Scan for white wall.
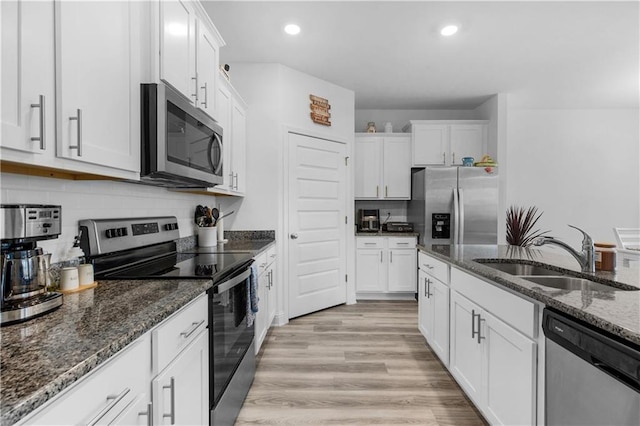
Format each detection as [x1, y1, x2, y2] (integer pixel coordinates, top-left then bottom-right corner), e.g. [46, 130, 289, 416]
[0, 173, 232, 263]
[229, 63, 356, 317]
[505, 108, 640, 244]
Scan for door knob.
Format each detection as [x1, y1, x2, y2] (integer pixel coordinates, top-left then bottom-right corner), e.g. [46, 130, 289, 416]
[290, 233, 299, 239]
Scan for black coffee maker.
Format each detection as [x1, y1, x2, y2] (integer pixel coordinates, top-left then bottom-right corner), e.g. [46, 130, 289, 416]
[1, 204, 63, 325]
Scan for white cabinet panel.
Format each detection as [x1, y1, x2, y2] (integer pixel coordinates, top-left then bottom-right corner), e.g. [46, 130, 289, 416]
[388, 249, 416, 291]
[408, 121, 488, 167]
[430, 278, 450, 365]
[412, 124, 448, 166]
[152, 329, 209, 426]
[354, 134, 410, 200]
[55, 0, 140, 172]
[230, 96, 247, 193]
[196, 22, 219, 118]
[450, 125, 486, 166]
[449, 291, 484, 405]
[1, 0, 55, 156]
[356, 248, 385, 292]
[160, 0, 196, 102]
[483, 311, 536, 426]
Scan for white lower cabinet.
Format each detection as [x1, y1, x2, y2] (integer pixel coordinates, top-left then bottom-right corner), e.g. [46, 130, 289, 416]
[356, 236, 416, 296]
[18, 334, 152, 426]
[18, 293, 209, 426]
[255, 245, 277, 354]
[152, 329, 209, 425]
[449, 268, 537, 426]
[418, 268, 450, 366]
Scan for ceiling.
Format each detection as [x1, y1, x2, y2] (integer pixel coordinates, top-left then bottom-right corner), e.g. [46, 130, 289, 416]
[202, 1, 639, 110]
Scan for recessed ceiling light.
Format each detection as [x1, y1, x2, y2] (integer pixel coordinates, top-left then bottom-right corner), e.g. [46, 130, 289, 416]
[284, 24, 301, 35]
[440, 25, 459, 36]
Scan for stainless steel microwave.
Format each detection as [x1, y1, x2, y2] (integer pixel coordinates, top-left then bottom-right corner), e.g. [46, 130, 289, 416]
[140, 83, 223, 188]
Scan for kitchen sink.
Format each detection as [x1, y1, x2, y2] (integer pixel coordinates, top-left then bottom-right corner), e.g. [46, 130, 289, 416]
[524, 276, 636, 292]
[476, 261, 563, 276]
[474, 259, 639, 291]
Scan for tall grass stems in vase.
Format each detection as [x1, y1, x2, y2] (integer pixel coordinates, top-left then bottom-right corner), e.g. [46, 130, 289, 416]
[506, 206, 549, 247]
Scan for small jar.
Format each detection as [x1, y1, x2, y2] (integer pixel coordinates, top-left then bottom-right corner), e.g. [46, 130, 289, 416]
[366, 122, 376, 133]
[594, 242, 617, 272]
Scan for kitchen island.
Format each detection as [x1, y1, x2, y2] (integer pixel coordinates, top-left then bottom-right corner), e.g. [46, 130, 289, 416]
[419, 244, 640, 345]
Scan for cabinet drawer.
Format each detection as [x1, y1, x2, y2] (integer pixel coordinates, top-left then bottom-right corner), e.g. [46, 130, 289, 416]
[356, 237, 384, 249]
[152, 293, 208, 374]
[418, 251, 449, 284]
[266, 245, 277, 266]
[255, 251, 268, 275]
[388, 237, 416, 249]
[21, 334, 150, 425]
[451, 267, 536, 338]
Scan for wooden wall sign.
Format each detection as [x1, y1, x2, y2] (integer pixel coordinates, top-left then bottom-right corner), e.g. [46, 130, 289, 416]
[309, 94, 331, 126]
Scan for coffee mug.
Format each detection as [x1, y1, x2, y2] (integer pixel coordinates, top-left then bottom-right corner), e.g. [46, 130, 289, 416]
[462, 157, 474, 166]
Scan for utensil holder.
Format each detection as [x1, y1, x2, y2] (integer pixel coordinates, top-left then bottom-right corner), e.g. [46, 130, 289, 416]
[198, 226, 217, 247]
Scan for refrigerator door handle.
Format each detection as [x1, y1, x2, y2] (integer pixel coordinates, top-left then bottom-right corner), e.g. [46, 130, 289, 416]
[453, 188, 460, 244]
[458, 188, 465, 244]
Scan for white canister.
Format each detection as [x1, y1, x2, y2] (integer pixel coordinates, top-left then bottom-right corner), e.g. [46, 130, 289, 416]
[78, 264, 94, 286]
[198, 226, 217, 247]
[384, 122, 393, 133]
[60, 267, 79, 291]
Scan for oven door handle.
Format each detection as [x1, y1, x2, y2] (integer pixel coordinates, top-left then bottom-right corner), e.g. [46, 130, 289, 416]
[214, 268, 252, 294]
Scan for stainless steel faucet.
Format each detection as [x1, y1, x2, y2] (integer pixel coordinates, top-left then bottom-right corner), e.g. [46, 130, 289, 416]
[533, 225, 596, 273]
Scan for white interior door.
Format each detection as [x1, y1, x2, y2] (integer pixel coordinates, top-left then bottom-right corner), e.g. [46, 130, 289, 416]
[288, 132, 347, 319]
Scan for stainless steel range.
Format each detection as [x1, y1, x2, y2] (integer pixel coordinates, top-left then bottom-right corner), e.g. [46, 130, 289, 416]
[79, 216, 255, 426]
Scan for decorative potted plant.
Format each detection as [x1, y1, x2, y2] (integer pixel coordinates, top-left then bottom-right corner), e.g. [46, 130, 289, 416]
[506, 205, 549, 247]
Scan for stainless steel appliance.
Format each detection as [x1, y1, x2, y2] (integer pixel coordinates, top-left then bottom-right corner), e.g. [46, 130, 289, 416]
[408, 167, 498, 245]
[358, 209, 380, 232]
[382, 222, 414, 233]
[1, 205, 63, 325]
[79, 216, 255, 426]
[140, 83, 224, 188]
[543, 308, 640, 425]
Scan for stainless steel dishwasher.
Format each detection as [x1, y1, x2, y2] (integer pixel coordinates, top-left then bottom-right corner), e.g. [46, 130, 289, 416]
[543, 308, 640, 425]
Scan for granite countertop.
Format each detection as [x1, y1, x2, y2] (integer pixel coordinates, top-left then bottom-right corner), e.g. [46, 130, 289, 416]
[189, 239, 275, 255]
[356, 231, 420, 237]
[419, 244, 640, 345]
[0, 278, 212, 425]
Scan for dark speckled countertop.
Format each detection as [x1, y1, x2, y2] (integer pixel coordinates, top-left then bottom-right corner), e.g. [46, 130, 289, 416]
[419, 244, 640, 346]
[0, 279, 212, 425]
[0, 231, 276, 425]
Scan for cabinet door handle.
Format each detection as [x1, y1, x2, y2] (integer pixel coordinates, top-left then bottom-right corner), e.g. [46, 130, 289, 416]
[201, 81, 208, 108]
[452, 152, 456, 164]
[477, 317, 486, 344]
[385, 186, 388, 198]
[471, 310, 485, 344]
[180, 320, 205, 339]
[396, 243, 409, 246]
[443, 152, 446, 164]
[87, 387, 130, 425]
[423, 263, 434, 270]
[69, 109, 82, 156]
[424, 277, 428, 298]
[30, 95, 46, 150]
[376, 185, 379, 198]
[139, 402, 153, 426]
[426, 278, 432, 298]
[163, 377, 176, 424]
[234, 173, 239, 190]
[390, 251, 393, 263]
[364, 242, 376, 246]
[191, 76, 198, 102]
[380, 251, 383, 263]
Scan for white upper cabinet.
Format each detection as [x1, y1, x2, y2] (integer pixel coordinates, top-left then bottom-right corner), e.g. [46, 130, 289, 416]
[354, 134, 411, 200]
[1, 0, 55, 156]
[159, 0, 224, 120]
[230, 96, 247, 194]
[160, 0, 196, 103]
[406, 121, 488, 166]
[55, 0, 142, 173]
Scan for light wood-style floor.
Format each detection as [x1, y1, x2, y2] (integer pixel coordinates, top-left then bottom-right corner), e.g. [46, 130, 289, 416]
[236, 300, 487, 425]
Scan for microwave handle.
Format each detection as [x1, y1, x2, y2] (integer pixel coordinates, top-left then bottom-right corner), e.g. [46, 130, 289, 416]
[209, 133, 223, 175]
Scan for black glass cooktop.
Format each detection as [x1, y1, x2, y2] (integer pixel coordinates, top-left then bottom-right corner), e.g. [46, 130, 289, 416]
[97, 251, 254, 284]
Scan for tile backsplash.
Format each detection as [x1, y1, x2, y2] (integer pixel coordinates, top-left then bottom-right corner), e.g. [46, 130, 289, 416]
[0, 173, 224, 263]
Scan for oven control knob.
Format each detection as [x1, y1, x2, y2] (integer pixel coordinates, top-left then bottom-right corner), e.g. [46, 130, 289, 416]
[105, 229, 114, 238]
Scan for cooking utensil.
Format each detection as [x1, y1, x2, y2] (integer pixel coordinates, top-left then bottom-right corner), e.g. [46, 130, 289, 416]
[194, 205, 208, 227]
[211, 208, 220, 226]
[217, 210, 235, 222]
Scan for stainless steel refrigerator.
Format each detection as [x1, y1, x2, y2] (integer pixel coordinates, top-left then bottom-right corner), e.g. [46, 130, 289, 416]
[408, 167, 498, 245]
